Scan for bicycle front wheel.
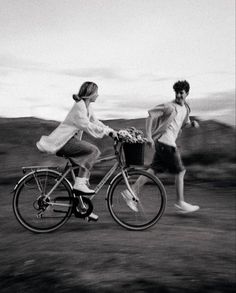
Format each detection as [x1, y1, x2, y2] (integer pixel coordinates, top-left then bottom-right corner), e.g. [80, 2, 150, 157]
[13, 170, 73, 233]
[107, 169, 167, 231]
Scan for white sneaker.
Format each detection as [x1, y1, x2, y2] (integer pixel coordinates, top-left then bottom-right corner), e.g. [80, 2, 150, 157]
[121, 190, 138, 212]
[73, 178, 95, 194]
[175, 201, 200, 214]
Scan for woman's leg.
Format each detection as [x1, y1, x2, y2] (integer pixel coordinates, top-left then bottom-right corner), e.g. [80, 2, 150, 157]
[57, 137, 100, 174]
[56, 137, 101, 193]
[78, 167, 90, 178]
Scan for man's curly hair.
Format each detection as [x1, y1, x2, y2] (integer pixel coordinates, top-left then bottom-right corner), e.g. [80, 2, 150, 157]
[173, 80, 190, 93]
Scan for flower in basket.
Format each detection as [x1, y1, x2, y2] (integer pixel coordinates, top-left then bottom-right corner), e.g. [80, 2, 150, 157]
[118, 127, 148, 144]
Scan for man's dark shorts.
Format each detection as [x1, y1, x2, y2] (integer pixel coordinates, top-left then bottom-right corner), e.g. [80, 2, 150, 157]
[150, 141, 185, 174]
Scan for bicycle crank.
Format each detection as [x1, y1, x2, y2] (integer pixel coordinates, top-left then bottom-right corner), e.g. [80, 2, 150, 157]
[73, 197, 93, 218]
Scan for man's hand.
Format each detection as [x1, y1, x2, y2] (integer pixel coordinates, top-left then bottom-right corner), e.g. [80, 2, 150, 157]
[147, 137, 155, 148]
[191, 120, 200, 128]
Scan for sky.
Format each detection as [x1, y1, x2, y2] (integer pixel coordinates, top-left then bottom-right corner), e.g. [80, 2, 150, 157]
[0, 0, 235, 125]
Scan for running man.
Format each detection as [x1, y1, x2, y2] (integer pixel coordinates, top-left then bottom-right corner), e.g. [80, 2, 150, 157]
[122, 80, 200, 213]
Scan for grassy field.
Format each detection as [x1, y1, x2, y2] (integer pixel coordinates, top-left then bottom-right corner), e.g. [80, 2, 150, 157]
[0, 117, 235, 292]
[0, 180, 235, 293]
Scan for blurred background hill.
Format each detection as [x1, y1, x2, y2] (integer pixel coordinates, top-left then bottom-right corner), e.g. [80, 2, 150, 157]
[0, 117, 235, 186]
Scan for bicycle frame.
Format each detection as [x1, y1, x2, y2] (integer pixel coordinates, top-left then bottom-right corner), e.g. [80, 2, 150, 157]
[44, 155, 120, 201]
[16, 141, 138, 204]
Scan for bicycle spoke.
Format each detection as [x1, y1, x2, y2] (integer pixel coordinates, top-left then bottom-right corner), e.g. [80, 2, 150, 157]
[107, 170, 166, 230]
[13, 170, 73, 233]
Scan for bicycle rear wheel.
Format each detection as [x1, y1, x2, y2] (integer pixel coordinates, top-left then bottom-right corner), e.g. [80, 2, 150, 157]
[13, 170, 73, 233]
[107, 169, 166, 230]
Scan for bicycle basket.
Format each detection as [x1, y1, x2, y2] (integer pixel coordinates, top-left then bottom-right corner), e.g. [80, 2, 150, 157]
[123, 143, 145, 166]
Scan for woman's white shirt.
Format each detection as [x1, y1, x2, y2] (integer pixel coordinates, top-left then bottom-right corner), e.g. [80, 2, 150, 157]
[36, 100, 112, 154]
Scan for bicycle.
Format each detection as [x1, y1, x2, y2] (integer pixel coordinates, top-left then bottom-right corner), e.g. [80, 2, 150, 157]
[13, 138, 167, 233]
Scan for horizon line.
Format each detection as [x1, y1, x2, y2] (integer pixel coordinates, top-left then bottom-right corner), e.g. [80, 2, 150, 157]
[0, 115, 234, 128]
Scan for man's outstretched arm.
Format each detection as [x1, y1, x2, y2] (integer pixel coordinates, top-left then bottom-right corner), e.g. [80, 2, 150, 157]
[184, 119, 200, 129]
[146, 115, 155, 148]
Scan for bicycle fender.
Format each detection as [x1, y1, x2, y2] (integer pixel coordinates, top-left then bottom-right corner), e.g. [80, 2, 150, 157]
[13, 171, 35, 192]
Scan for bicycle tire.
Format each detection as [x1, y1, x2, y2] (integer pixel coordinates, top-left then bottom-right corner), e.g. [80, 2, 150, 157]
[107, 169, 167, 231]
[13, 169, 73, 233]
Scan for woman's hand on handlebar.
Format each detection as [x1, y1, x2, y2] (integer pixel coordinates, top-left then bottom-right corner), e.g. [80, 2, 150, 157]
[109, 130, 118, 140]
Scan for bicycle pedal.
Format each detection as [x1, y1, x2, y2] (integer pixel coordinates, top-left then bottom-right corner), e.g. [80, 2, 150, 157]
[86, 213, 99, 222]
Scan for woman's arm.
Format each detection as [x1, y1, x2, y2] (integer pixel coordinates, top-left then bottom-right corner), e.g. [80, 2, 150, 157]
[89, 107, 114, 135]
[89, 107, 109, 128]
[72, 102, 113, 138]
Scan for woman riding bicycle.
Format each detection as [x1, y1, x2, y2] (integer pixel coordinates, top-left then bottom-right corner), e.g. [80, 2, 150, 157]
[36, 81, 117, 195]
[14, 85, 166, 231]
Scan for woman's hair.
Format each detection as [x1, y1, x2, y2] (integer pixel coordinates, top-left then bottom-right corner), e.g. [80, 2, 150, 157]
[73, 81, 98, 102]
[173, 80, 190, 93]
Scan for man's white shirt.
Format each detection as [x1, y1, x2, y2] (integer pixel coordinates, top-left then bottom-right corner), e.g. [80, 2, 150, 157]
[158, 103, 187, 147]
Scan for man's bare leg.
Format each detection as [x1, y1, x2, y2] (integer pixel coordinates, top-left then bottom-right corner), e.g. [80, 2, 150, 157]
[132, 168, 156, 193]
[175, 169, 186, 204]
[174, 169, 200, 212]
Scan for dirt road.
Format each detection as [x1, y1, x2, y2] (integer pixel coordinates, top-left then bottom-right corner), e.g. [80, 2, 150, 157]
[0, 182, 235, 293]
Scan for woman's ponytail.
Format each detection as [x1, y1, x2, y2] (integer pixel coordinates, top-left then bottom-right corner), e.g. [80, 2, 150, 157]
[73, 94, 81, 102]
[73, 81, 98, 102]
